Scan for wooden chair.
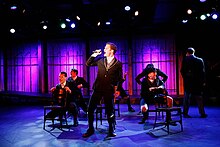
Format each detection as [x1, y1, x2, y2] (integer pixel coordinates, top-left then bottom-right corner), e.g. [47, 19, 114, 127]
[95, 98, 120, 129]
[151, 88, 183, 134]
[43, 89, 68, 130]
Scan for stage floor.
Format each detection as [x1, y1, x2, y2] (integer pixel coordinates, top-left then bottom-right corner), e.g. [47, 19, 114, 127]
[0, 103, 219, 147]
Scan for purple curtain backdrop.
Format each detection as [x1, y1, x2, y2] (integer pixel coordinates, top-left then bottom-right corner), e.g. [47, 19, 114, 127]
[6, 42, 39, 92]
[132, 35, 176, 95]
[2, 35, 178, 96]
[47, 39, 87, 95]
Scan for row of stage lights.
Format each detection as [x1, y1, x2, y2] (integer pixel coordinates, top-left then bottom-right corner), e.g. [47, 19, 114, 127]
[181, 0, 219, 24]
[9, 4, 138, 34]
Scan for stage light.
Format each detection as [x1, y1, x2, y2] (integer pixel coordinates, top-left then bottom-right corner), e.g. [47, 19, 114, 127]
[42, 25, 47, 30]
[97, 22, 101, 26]
[66, 18, 71, 22]
[60, 23, 66, 29]
[200, 0, 206, 2]
[76, 16, 80, 20]
[200, 14, 206, 20]
[212, 13, 218, 19]
[135, 11, 139, 16]
[106, 21, 110, 25]
[182, 20, 188, 23]
[10, 6, 17, 10]
[125, 6, 131, 11]
[70, 23, 75, 28]
[10, 28, 15, 33]
[187, 9, 192, 15]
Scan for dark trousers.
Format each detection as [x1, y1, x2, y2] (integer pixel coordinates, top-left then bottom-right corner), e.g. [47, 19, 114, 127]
[183, 90, 206, 115]
[76, 95, 88, 112]
[87, 90, 115, 132]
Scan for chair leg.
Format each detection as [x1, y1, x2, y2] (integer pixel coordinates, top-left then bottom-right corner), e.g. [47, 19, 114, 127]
[96, 109, 98, 129]
[117, 102, 120, 117]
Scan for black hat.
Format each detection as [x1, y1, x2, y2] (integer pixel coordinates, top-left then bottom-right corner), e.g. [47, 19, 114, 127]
[146, 64, 154, 69]
[148, 67, 156, 73]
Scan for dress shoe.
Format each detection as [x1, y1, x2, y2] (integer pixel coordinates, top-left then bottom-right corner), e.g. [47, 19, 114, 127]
[128, 107, 135, 112]
[200, 114, 208, 118]
[137, 111, 142, 116]
[82, 129, 94, 138]
[106, 132, 116, 138]
[183, 114, 191, 118]
[138, 117, 147, 124]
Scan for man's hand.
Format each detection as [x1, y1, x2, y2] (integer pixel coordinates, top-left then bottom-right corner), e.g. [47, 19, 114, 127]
[91, 49, 102, 57]
[77, 84, 83, 89]
[114, 91, 120, 103]
[50, 87, 56, 92]
[149, 87, 158, 91]
[64, 87, 71, 93]
[114, 91, 120, 98]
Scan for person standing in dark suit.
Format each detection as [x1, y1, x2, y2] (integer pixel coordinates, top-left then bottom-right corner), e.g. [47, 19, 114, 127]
[67, 68, 89, 114]
[82, 42, 123, 138]
[181, 47, 207, 118]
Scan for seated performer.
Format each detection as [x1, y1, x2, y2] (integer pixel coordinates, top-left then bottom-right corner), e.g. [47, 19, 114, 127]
[46, 71, 79, 127]
[138, 68, 174, 124]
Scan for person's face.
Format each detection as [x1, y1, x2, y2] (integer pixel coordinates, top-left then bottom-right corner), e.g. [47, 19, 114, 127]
[104, 44, 113, 57]
[70, 71, 77, 78]
[59, 73, 66, 84]
[148, 71, 157, 80]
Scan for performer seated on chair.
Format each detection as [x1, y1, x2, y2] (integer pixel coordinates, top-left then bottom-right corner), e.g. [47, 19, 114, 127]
[67, 68, 89, 114]
[138, 68, 173, 124]
[46, 71, 79, 127]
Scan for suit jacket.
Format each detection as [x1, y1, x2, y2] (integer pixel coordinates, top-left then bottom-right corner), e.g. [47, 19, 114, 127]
[140, 77, 165, 99]
[86, 56, 123, 93]
[180, 54, 205, 91]
[67, 76, 89, 97]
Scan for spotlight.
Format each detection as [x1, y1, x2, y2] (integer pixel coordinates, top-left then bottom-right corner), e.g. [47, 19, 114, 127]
[135, 11, 139, 16]
[10, 28, 15, 33]
[125, 6, 131, 11]
[42, 25, 47, 30]
[106, 21, 110, 25]
[200, 14, 206, 20]
[212, 13, 218, 19]
[70, 23, 75, 28]
[76, 16, 80, 20]
[60, 23, 66, 29]
[97, 22, 101, 26]
[10, 6, 17, 10]
[66, 18, 71, 22]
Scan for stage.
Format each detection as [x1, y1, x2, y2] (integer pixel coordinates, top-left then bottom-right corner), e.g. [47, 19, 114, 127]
[0, 102, 219, 147]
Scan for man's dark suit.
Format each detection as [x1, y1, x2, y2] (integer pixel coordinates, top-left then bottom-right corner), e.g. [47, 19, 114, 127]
[67, 76, 89, 113]
[86, 56, 123, 134]
[181, 54, 206, 117]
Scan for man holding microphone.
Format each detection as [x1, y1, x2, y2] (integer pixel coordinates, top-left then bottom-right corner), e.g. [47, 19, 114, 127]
[82, 42, 123, 139]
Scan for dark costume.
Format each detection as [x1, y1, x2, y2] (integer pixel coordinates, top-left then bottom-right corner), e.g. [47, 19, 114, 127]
[84, 56, 123, 136]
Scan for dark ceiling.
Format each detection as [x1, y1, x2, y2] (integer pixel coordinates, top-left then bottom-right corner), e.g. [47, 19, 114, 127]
[0, 0, 219, 39]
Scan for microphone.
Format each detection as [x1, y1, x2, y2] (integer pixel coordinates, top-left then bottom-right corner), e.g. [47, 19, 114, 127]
[93, 49, 102, 53]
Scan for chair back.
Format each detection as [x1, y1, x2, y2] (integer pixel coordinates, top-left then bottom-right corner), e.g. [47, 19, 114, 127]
[52, 88, 67, 107]
[153, 88, 168, 107]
